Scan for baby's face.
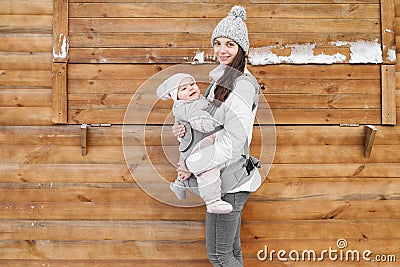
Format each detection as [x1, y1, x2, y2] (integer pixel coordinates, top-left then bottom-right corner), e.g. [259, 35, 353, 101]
[177, 77, 201, 101]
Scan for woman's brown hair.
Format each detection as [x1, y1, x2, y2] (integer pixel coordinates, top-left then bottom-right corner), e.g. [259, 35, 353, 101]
[213, 46, 246, 107]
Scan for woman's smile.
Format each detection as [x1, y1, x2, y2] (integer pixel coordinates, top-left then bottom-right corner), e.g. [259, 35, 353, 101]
[218, 55, 230, 63]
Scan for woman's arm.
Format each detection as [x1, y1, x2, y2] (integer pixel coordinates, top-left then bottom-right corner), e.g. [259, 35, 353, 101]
[172, 121, 185, 138]
[185, 79, 256, 175]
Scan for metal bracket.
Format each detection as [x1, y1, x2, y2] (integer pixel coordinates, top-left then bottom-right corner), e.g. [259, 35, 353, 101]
[339, 123, 360, 127]
[90, 124, 111, 127]
[364, 125, 377, 159]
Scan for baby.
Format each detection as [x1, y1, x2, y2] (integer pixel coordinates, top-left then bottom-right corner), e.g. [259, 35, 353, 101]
[156, 73, 233, 214]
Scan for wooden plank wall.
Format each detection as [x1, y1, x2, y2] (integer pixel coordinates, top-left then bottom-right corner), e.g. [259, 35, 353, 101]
[0, 0, 53, 126]
[0, 0, 399, 266]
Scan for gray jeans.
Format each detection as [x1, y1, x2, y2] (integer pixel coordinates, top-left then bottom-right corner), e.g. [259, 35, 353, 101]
[206, 191, 250, 267]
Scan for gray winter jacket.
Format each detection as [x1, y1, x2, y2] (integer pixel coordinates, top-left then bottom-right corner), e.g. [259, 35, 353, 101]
[185, 65, 262, 193]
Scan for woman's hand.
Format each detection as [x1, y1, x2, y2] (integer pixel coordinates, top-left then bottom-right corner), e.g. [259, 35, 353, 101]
[172, 121, 186, 138]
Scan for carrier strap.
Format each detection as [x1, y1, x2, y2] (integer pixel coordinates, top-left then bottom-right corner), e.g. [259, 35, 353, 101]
[204, 73, 260, 112]
[204, 81, 215, 98]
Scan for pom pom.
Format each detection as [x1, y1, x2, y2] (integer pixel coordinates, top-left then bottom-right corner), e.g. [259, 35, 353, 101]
[229, 6, 246, 21]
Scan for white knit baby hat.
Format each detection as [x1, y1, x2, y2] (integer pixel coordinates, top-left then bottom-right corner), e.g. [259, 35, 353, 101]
[211, 6, 249, 54]
[156, 73, 195, 101]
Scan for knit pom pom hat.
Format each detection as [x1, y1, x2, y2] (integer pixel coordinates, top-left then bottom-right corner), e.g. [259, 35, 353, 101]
[211, 6, 249, 54]
[156, 73, 195, 102]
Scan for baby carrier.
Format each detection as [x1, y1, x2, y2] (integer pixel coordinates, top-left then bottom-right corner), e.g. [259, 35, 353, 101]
[180, 73, 261, 195]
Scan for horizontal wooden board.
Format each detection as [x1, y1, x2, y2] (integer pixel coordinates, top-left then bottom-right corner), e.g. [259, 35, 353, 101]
[0, 89, 51, 107]
[68, 64, 173, 80]
[3, 124, 397, 147]
[0, 260, 209, 267]
[69, 18, 380, 34]
[266, 93, 379, 109]
[0, 238, 398, 260]
[68, 92, 380, 109]
[69, 107, 381, 124]
[266, 163, 400, 181]
[70, 32, 380, 48]
[0, 70, 51, 87]
[69, 0, 380, 3]
[0, 15, 52, 34]
[264, 78, 381, 94]
[0, 107, 52, 126]
[0, 34, 52, 52]
[69, 47, 355, 64]
[0, 163, 134, 183]
[0, 1, 53, 15]
[0, 199, 398, 221]
[0, 144, 399, 164]
[0, 125, 380, 146]
[0, 219, 398, 241]
[68, 48, 216, 64]
[68, 97, 380, 124]
[0, 163, 399, 184]
[0, 180, 398, 202]
[0, 260, 391, 267]
[253, 180, 400, 202]
[69, 3, 380, 19]
[0, 219, 204, 241]
[0, 259, 395, 267]
[68, 64, 381, 80]
[251, 65, 381, 79]
[0, 52, 52, 71]
[68, 78, 381, 95]
[0, 259, 397, 267]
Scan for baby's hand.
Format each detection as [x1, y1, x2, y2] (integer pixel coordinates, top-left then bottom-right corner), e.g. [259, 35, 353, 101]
[177, 161, 191, 180]
[177, 169, 191, 181]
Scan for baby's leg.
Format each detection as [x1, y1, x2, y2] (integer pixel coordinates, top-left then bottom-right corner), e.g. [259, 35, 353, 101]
[190, 133, 215, 155]
[197, 168, 220, 201]
[170, 176, 186, 200]
[199, 134, 215, 149]
[197, 168, 232, 214]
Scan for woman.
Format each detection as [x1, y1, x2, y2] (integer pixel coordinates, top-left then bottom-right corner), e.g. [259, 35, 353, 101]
[173, 6, 262, 266]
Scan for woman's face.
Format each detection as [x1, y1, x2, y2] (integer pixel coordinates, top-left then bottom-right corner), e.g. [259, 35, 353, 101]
[213, 37, 239, 65]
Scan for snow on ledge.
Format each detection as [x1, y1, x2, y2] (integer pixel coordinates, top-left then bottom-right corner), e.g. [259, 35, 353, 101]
[248, 43, 346, 65]
[331, 39, 382, 64]
[248, 40, 384, 65]
[192, 50, 205, 64]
